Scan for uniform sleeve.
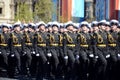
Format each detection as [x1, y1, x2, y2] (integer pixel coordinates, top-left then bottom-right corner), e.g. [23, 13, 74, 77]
[31, 33, 35, 51]
[88, 34, 94, 51]
[22, 33, 25, 51]
[33, 33, 38, 53]
[75, 34, 80, 55]
[63, 33, 67, 56]
[8, 33, 14, 53]
[46, 33, 50, 50]
[6, 33, 10, 52]
[91, 33, 98, 56]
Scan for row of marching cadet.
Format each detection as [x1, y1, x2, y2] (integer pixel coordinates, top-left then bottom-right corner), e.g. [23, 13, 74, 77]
[0, 19, 120, 80]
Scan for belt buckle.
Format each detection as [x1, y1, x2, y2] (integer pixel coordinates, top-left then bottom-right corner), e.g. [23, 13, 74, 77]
[38, 44, 46, 47]
[67, 44, 75, 47]
[26, 43, 32, 45]
[108, 44, 116, 47]
[80, 44, 88, 47]
[97, 44, 106, 47]
[50, 44, 58, 46]
[0, 44, 7, 46]
[14, 44, 21, 47]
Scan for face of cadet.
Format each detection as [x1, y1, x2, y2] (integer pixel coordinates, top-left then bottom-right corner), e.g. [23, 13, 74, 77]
[24, 28, 29, 32]
[60, 28, 64, 33]
[14, 26, 21, 32]
[67, 25, 74, 31]
[93, 26, 99, 32]
[81, 26, 88, 32]
[117, 28, 120, 32]
[63, 28, 68, 32]
[73, 28, 77, 33]
[2, 27, 9, 33]
[39, 25, 45, 31]
[52, 26, 58, 32]
[28, 28, 34, 32]
[105, 26, 111, 32]
[111, 25, 117, 31]
[48, 27, 52, 32]
[45, 28, 48, 32]
[100, 25, 106, 30]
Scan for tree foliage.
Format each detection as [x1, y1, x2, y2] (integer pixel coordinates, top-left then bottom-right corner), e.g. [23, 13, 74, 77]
[34, 0, 53, 23]
[14, 0, 53, 23]
[15, 1, 33, 22]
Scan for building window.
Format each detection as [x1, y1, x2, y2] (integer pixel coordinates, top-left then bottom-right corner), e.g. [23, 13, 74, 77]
[0, 8, 2, 14]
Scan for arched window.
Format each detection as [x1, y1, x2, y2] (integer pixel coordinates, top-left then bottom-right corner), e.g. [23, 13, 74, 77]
[0, 0, 4, 16]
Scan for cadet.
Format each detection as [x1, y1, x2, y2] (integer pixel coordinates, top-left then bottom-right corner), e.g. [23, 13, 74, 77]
[27, 23, 37, 77]
[64, 21, 77, 80]
[98, 20, 107, 32]
[88, 21, 99, 80]
[43, 22, 53, 79]
[0, 23, 10, 75]
[21, 23, 33, 76]
[8, 22, 23, 78]
[34, 21, 48, 80]
[77, 21, 91, 80]
[47, 21, 60, 79]
[57, 23, 66, 79]
[110, 20, 120, 80]
[28, 23, 36, 34]
[104, 21, 118, 80]
[47, 22, 53, 33]
[46, 22, 52, 33]
[92, 20, 108, 80]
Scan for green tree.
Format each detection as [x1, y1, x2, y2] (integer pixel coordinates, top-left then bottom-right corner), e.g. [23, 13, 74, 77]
[34, 0, 53, 23]
[15, 1, 33, 22]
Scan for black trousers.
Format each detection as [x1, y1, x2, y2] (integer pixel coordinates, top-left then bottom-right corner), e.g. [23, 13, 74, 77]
[49, 48, 59, 75]
[64, 47, 76, 80]
[95, 48, 107, 80]
[88, 51, 97, 80]
[106, 48, 117, 80]
[116, 48, 120, 80]
[79, 49, 89, 80]
[0, 47, 8, 69]
[8, 47, 22, 77]
[21, 47, 32, 75]
[36, 47, 47, 79]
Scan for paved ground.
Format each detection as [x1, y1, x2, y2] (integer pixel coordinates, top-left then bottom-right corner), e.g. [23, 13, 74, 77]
[0, 78, 17, 80]
[0, 77, 36, 80]
[0, 76, 64, 80]
[0, 69, 64, 80]
[0, 77, 63, 80]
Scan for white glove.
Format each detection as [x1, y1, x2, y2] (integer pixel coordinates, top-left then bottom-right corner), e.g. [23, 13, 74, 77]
[47, 62, 50, 64]
[118, 54, 120, 57]
[47, 53, 52, 57]
[76, 55, 79, 59]
[64, 56, 68, 59]
[95, 56, 98, 59]
[89, 54, 94, 58]
[32, 51, 36, 54]
[11, 54, 15, 57]
[7, 53, 10, 55]
[36, 53, 40, 56]
[106, 54, 110, 58]
[23, 52, 27, 56]
[0, 52, 1, 54]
